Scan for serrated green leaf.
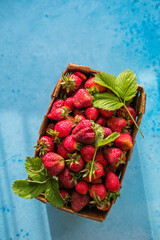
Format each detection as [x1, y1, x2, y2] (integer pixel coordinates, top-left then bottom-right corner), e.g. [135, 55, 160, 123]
[12, 180, 46, 199]
[95, 72, 118, 95]
[97, 132, 120, 147]
[25, 157, 49, 182]
[93, 93, 124, 111]
[44, 179, 65, 207]
[115, 70, 138, 101]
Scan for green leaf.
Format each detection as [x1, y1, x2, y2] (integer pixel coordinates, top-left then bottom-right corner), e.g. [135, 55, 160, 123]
[93, 93, 124, 111]
[44, 179, 65, 207]
[115, 70, 138, 101]
[94, 72, 118, 95]
[91, 122, 104, 147]
[25, 157, 49, 182]
[97, 132, 120, 147]
[12, 180, 46, 199]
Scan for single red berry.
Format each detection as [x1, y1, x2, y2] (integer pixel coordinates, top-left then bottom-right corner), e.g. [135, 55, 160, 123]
[80, 145, 95, 162]
[47, 107, 66, 121]
[55, 119, 73, 138]
[42, 152, 64, 176]
[115, 133, 133, 151]
[95, 151, 108, 167]
[85, 107, 99, 121]
[61, 73, 82, 95]
[103, 148, 123, 167]
[67, 153, 84, 172]
[57, 143, 69, 159]
[75, 181, 89, 195]
[103, 127, 112, 138]
[52, 99, 64, 109]
[46, 123, 55, 139]
[96, 116, 107, 126]
[60, 190, 70, 200]
[90, 184, 107, 201]
[59, 168, 74, 189]
[74, 71, 87, 82]
[63, 135, 82, 153]
[85, 77, 106, 93]
[71, 191, 90, 212]
[107, 117, 127, 133]
[72, 89, 92, 109]
[100, 109, 115, 118]
[105, 172, 120, 192]
[64, 97, 75, 111]
[34, 136, 54, 156]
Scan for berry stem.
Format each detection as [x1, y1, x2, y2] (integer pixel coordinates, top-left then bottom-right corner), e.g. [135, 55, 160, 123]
[29, 166, 44, 173]
[123, 104, 144, 138]
[27, 178, 50, 184]
[89, 148, 98, 182]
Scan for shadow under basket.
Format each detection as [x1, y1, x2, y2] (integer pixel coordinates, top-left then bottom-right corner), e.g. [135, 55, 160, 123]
[35, 63, 146, 222]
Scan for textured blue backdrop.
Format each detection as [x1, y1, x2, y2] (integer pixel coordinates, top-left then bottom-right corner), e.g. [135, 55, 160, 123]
[0, 0, 160, 239]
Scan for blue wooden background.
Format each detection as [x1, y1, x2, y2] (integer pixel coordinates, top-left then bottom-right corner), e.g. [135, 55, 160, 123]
[0, 0, 160, 239]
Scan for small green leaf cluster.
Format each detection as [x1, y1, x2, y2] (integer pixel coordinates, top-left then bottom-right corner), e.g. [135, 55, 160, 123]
[12, 157, 65, 207]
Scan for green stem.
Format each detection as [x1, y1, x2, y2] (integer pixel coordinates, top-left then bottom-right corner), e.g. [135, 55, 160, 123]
[123, 104, 144, 138]
[28, 178, 50, 184]
[89, 148, 98, 182]
[29, 166, 44, 173]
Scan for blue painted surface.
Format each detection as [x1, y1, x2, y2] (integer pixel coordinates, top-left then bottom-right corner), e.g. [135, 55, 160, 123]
[0, 0, 159, 239]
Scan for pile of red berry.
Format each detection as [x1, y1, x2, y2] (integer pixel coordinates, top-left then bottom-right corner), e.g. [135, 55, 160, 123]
[35, 71, 136, 212]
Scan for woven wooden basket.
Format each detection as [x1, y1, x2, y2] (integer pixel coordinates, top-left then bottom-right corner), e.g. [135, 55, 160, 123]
[35, 64, 146, 222]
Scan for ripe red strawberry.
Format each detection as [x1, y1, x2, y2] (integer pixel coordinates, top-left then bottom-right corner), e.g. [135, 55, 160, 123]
[63, 135, 82, 153]
[80, 145, 95, 162]
[75, 181, 89, 195]
[107, 117, 127, 132]
[83, 162, 104, 182]
[34, 136, 54, 156]
[96, 116, 107, 126]
[72, 119, 92, 134]
[54, 119, 73, 138]
[85, 107, 99, 121]
[95, 151, 108, 167]
[85, 77, 106, 93]
[100, 109, 115, 118]
[105, 172, 120, 192]
[46, 123, 55, 139]
[103, 148, 123, 167]
[66, 153, 84, 172]
[60, 189, 70, 201]
[73, 127, 95, 144]
[72, 89, 92, 109]
[61, 73, 82, 94]
[52, 99, 64, 109]
[42, 152, 64, 176]
[115, 133, 133, 151]
[117, 106, 136, 125]
[74, 115, 86, 123]
[72, 120, 95, 144]
[48, 107, 68, 121]
[91, 178, 102, 184]
[58, 168, 74, 189]
[74, 71, 87, 82]
[90, 184, 107, 201]
[71, 191, 90, 212]
[57, 143, 69, 159]
[64, 97, 75, 111]
[103, 127, 112, 138]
